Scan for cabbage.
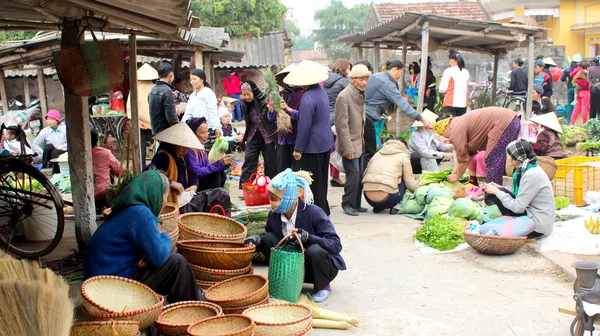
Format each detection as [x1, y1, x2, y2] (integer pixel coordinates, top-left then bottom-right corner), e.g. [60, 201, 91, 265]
[399, 198, 426, 215]
[415, 185, 432, 205]
[425, 196, 454, 221]
[448, 198, 477, 218]
[555, 196, 569, 210]
[426, 184, 453, 204]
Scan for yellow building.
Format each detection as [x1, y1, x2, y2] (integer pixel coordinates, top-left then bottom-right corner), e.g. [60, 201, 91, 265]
[481, 0, 600, 58]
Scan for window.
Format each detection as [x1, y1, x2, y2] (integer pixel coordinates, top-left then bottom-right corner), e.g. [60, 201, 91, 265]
[535, 15, 548, 22]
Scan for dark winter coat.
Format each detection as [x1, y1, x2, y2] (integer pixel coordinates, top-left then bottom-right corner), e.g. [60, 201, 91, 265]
[324, 73, 350, 126]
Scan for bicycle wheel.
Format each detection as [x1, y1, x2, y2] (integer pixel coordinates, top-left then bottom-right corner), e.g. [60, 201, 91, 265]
[506, 97, 526, 114]
[0, 161, 65, 258]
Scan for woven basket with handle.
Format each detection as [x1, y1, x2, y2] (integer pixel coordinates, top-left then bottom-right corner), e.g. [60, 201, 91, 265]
[204, 274, 269, 308]
[268, 233, 305, 303]
[179, 212, 247, 242]
[191, 263, 253, 282]
[187, 314, 255, 336]
[242, 303, 312, 336]
[155, 301, 222, 336]
[463, 229, 527, 255]
[177, 240, 255, 269]
[70, 320, 140, 336]
[159, 203, 179, 233]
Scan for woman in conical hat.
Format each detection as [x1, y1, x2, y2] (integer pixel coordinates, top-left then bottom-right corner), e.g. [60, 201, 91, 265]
[530, 112, 567, 159]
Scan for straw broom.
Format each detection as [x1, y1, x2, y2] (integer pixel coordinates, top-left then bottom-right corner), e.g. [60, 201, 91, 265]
[0, 258, 69, 293]
[261, 69, 292, 133]
[270, 294, 360, 330]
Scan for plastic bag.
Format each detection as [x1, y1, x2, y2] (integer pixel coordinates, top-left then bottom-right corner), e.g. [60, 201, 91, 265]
[329, 150, 345, 173]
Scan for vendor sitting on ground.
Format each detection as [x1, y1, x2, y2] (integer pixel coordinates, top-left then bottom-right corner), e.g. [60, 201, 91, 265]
[244, 169, 345, 303]
[91, 128, 122, 211]
[1, 125, 33, 157]
[530, 112, 567, 159]
[185, 117, 235, 191]
[363, 137, 420, 214]
[32, 109, 67, 174]
[482, 139, 555, 238]
[532, 83, 557, 115]
[83, 170, 200, 303]
[148, 122, 232, 216]
[408, 110, 454, 173]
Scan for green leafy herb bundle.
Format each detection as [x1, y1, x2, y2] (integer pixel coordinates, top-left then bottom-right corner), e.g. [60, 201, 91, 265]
[414, 214, 467, 251]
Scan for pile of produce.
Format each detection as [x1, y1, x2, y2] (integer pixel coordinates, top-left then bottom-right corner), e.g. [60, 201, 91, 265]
[208, 137, 229, 163]
[261, 69, 291, 133]
[420, 168, 464, 185]
[583, 119, 600, 141]
[413, 214, 468, 251]
[298, 294, 359, 330]
[555, 196, 570, 211]
[234, 210, 269, 237]
[560, 125, 588, 147]
[585, 218, 600, 234]
[50, 174, 71, 193]
[447, 198, 484, 222]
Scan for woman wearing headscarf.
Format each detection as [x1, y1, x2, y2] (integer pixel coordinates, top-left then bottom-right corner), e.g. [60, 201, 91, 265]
[147, 122, 232, 215]
[530, 113, 567, 159]
[84, 170, 200, 303]
[482, 140, 555, 238]
[439, 51, 469, 116]
[268, 64, 306, 173]
[239, 80, 278, 188]
[183, 69, 222, 136]
[244, 169, 345, 303]
[434, 107, 520, 185]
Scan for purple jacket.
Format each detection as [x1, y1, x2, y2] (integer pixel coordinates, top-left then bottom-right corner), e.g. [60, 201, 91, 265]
[185, 149, 226, 187]
[148, 152, 191, 188]
[261, 199, 346, 271]
[294, 85, 334, 154]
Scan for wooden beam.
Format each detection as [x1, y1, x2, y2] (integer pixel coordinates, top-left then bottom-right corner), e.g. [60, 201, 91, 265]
[61, 19, 96, 252]
[373, 43, 381, 72]
[129, 33, 142, 175]
[0, 70, 8, 115]
[491, 53, 499, 103]
[37, 69, 48, 126]
[429, 27, 519, 42]
[194, 50, 203, 70]
[525, 35, 535, 120]
[441, 26, 496, 45]
[0, 45, 60, 64]
[398, 20, 422, 37]
[417, 21, 430, 113]
[23, 77, 30, 106]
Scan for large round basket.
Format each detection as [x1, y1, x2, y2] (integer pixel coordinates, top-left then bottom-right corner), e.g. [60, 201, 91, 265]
[168, 225, 179, 252]
[222, 296, 269, 315]
[159, 203, 179, 232]
[197, 279, 219, 290]
[191, 263, 253, 282]
[204, 274, 269, 308]
[187, 314, 255, 336]
[505, 156, 557, 180]
[294, 323, 313, 336]
[70, 321, 140, 336]
[179, 212, 247, 242]
[81, 276, 161, 315]
[242, 303, 312, 336]
[155, 301, 223, 336]
[177, 240, 255, 270]
[81, 295, 165, 330]
[463, 229, 527, 255]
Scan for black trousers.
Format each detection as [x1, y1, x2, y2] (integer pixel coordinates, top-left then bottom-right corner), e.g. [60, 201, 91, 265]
[443, 106, 467, 117]
[363, 122, 377, 170]
[140, 129, 153, 168]
[591, 86, 600, 119]
[180, 188, 231, 216]
[293, 151, 331, 216]
[132, 253, 200, 304]
[239, 132, 276, 188]
[277, 143, 295, 174]
[342, 155, 363, 209]
[197, 171, 227, 192]
[42, 144, 65, 174]
[260, 232, 339, 292]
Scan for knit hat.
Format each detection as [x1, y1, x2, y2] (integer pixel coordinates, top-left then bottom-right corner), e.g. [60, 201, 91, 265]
[283, 60, 329, 86]
[46, 110, 61, 122]
[153, 122, 204, 149]
[412, 109, 439, 127]
[218, 102, 231, 119]
[533, 83, 544, 95]
[433, 117, 452, 135]
[348, 64, 372, 78]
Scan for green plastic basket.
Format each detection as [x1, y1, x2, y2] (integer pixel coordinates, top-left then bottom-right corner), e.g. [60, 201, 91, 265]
[268, 233, 305, 303]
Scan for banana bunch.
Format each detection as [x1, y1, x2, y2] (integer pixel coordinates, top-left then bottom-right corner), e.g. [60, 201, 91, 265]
[585, 218, 600, 234]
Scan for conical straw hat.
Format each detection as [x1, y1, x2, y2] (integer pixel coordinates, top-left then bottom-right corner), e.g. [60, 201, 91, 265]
[276, 63, 297, 77]
[531, 113, 563, 134]
[283, 60, 329, 86]
[153, 122, 204, 149]
[138, 63, 159, 81]
[221, 96, 239, 105]
[542, 57, 557, 67]
[412, 109, 439, 127]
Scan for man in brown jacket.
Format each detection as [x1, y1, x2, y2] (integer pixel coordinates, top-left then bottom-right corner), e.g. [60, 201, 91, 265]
[335, 64, 372, 216]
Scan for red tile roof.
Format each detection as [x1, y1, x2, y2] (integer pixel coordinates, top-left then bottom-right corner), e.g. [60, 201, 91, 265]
[375, 1, 490, 22]
[292, 50, 329, 62]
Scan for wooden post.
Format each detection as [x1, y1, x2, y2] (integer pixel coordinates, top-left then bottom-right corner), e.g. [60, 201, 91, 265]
[173, 52, 181, 79]
[398, 37, 408, 133]
[0, 70, 8, 115]
[37, 69, 48, 126]
[358, 47, 363, 61]
[202, 53, 212, 86]
[194, 50, 203, 70]
[374, 43, 381, 72]
[417, 21, 430, 113]
[491, 53, 499, 104]
[526, 35, 535, 120]
[129, 33, 141, 175]
[61, 19, 97, 252]
[23, 77, 30, 106]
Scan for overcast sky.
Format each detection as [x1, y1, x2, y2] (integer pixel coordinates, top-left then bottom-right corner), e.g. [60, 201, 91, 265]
[281, 0, 371, 35]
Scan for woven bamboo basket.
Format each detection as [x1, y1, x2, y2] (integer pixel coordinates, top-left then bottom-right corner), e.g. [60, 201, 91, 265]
[505, 156, 557, 180]
[242, 303, 312, 336]
[463, 229, 527, 255]
[159, 203, 179, 233]
[191, 263, 253, 282]
[177, 240, 256, 270]
[155, 301, 223, 336]
[222, 296, 269, 315]
[205, 274, 269, 309]
[187, 314, 255, 336]
[70, 321, 140, 336]
[168, 226, 179, 252]
[294, 323, 313, 336]
[179, 212, 247, 242]
[196, 279, 219, 290]
[81, 276, 161, 315]
[81, 295, 165, 330]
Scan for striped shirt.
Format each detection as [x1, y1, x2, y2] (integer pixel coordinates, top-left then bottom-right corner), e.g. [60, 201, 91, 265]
[439, 65, 470, 108]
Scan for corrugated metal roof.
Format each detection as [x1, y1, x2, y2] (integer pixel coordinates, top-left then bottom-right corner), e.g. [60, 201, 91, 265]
[216, 32, 289, 69]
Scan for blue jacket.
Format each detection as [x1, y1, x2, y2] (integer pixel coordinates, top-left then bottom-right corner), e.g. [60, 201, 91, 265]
[262, 199, 346, 271]
[83, 205, 172, 279]
[294, 85, 335, 154]
[365, 71, 422, 124]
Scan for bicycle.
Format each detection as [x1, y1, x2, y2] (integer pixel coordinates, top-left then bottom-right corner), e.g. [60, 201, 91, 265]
[0, 124, 65, 258]
[496, 89, 526, 114]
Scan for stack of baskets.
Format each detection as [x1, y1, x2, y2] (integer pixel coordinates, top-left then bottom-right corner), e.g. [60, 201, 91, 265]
[243, 303, 313, 336]
[159, 202, 180, 252]
[204, 274, 270, 315]
[154, 301, 223, 336]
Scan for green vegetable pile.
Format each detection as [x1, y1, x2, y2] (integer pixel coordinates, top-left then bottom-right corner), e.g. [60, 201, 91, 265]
[414, 214, 467, 251]
[555, 196, 570, 211]
[584, 119, 600, 141]
[420, 168, 468, 185]
[560, 125, 588, 147]
[580, 141, 600, 152]
[208, 137, 230, 163]
[50, 174, 71, 193]
[234, 210, 269, 237]
[447, 198, 484, 222]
